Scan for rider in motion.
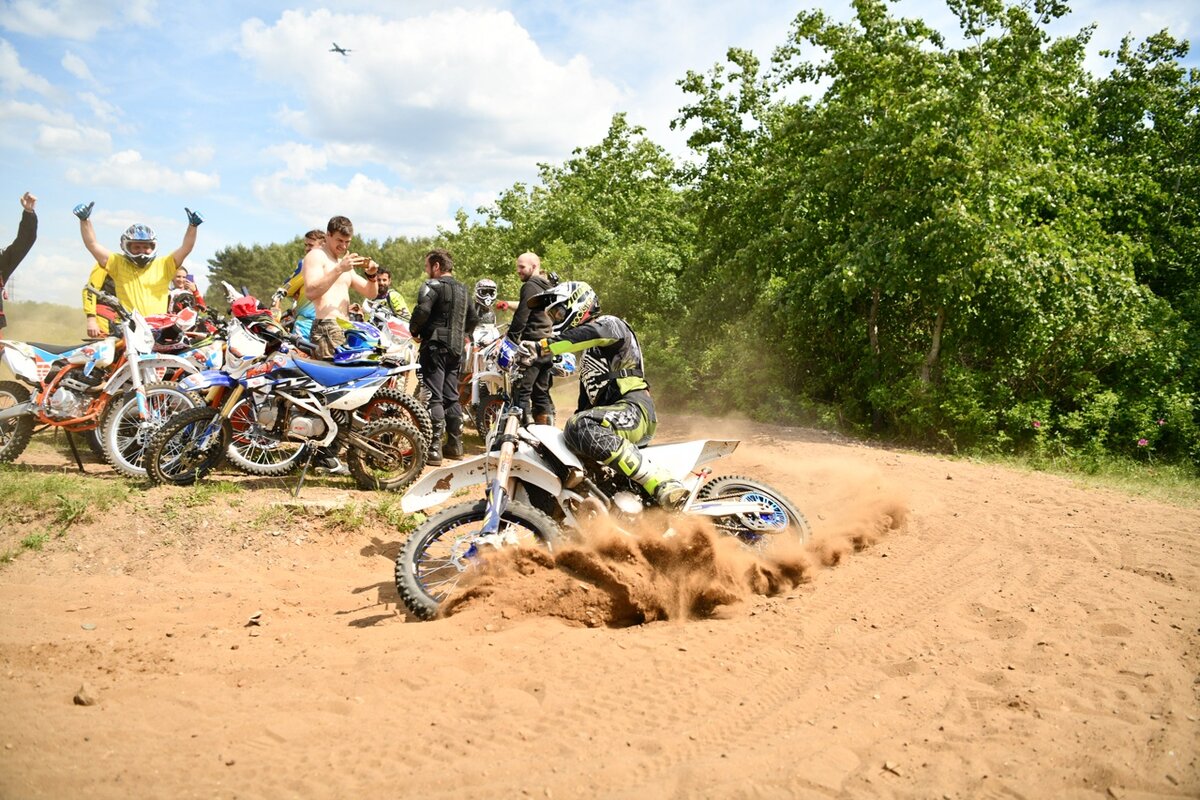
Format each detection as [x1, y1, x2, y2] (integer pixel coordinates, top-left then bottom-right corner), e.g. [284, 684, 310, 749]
[524, 281, 687, 510]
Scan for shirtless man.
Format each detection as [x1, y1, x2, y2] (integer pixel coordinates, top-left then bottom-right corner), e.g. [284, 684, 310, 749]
[302, 215, 379, 359]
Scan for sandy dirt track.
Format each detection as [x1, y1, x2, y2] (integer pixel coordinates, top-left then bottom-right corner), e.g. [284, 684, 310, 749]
[0, 414, 1197, 799]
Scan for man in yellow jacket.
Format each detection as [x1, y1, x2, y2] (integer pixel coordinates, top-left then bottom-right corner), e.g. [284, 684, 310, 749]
[74, 201, 203, 338]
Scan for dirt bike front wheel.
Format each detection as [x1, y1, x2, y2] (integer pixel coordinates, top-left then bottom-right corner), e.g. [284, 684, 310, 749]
[395, 499, 560, 620]
[347, 417, 426, 492]
[0, 381, 34, 463]
[696, 475, 812, 547]
[144, 406, 230, 486]
[98, 381, 198, 478]
[473, 390, 504, 436]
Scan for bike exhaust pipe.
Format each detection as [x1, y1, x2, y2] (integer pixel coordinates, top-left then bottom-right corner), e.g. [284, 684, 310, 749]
[0, 402, 33, 421]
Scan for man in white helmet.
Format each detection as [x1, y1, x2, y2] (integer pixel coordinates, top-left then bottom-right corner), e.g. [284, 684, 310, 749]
[75, 201, 204, 337]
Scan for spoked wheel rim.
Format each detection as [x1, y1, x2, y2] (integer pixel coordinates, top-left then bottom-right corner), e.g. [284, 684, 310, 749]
[152, 409, 227, 483]
[226, 397, 305, 473]
[413, 514, 547, 604]
[106, 386, 196, 476]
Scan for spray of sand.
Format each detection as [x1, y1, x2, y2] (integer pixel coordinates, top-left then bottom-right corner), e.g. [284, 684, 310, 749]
[439, 494, 907, 627]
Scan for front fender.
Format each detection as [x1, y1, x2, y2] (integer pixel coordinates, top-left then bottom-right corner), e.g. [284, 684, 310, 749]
[177, 369, 238, 392]
[103, 354, 200, 394]
[400, 444, 564, 514]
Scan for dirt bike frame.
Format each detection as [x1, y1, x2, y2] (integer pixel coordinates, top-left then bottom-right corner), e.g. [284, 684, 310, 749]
[400, 351, 775, 532]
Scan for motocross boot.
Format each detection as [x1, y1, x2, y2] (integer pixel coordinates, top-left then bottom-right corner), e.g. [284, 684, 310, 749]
[444, 417, 464, 460]
[427, 420, 444, 467]
[605, 440, 689, 512]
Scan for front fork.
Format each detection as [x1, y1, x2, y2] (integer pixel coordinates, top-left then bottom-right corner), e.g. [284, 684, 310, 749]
[477, 407, 522, 540]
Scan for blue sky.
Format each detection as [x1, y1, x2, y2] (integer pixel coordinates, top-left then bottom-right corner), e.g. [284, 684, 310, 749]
[1, 0, 1196, 312]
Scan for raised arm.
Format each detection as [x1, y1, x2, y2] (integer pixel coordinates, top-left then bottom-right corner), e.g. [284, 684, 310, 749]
[73, 201, 110, 265]
[169, 208, 203, 265]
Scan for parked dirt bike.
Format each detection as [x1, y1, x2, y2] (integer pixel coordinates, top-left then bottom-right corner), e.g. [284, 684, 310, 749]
[457, 323, 507, 434]
[394, 340, 811, 620]
[97, 303, 225, 477]
[143, 295, 426, 493]
[0, 288, 198, 475]
[198, 284, 431, 477]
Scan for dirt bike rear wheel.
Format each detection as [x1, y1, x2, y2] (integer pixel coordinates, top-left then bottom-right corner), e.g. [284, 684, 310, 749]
[395, 499, 560, 620]
[98, 382, 198, 478]
[0, 381, 34, 463]
[144, 406, 230, 486]
[356, 387, 433, 448]
[347, 417, 426, 492]
[225, 396, 307, 476]
[696, 475, 812, 547]
[473, 390, 504, 436]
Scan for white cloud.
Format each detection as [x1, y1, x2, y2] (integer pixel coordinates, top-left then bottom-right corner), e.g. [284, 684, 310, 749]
[65, 149, 220, 193]
[78, 91, 121, 125]
[0, 97, 72, 125]
[262, 141, 328, 180]
[60, 50, 95, 84]
[0, 0, 157, 41]
[251, 170, 459, 239]
[239, 8, 623, 186]
[0, 99, 111, 153]
[177, 144, 215, 166]
[0, 38, 55, 95]
[36, 121, 111, 153]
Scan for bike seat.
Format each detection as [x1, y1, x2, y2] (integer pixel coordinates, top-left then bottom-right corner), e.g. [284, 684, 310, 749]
[27, 342, 87, 355]
[291, 355, 385, 386]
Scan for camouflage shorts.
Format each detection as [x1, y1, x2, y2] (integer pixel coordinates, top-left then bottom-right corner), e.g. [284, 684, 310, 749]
[311, 318, 345, 360]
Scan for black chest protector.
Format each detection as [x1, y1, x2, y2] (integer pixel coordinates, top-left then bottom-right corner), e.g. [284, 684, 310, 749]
[415, 276, 470, 358]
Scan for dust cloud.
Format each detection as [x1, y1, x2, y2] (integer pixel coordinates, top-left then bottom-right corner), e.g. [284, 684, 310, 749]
[439, 495, 907, 627]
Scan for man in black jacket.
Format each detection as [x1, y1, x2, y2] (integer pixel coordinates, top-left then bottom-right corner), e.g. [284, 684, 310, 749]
[409, 248, 478, 464]
[506, 251, 555, 425]
[0, 192, 38, 331]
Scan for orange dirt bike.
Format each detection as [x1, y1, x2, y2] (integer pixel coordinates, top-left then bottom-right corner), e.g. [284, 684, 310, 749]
[0, 288, 200, 474]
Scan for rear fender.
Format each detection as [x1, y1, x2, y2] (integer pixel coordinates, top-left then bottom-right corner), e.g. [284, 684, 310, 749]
[640, 439, 740, 481]
[0, 341, 38, 383]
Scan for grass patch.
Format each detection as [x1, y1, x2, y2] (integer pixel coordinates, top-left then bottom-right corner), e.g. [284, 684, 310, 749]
[0, 464, 129, 529]
[324, 497, 422, 534]
[974, 452, 1200, 507]
[20, 531, 49, 551]
[182, 480, 242, 507]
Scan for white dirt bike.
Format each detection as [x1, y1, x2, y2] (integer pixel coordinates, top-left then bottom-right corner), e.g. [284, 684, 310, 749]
[394, 339, 811, 620]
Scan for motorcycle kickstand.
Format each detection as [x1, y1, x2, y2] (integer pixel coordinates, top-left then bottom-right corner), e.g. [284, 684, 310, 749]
[64, 431, 86, 473]
[291, 448, 317, 498]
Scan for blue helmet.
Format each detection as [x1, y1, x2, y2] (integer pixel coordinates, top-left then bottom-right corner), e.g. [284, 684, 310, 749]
[333, 321, 382, 364]
[120, 224, 157, 268]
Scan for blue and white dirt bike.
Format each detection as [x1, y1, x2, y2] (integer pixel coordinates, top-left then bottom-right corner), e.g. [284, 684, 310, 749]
[394, 340, 811, 620]
[142, 299, 426, 493]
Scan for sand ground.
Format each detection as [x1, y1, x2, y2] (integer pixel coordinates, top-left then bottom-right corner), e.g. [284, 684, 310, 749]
[0, 412, 1197, 799]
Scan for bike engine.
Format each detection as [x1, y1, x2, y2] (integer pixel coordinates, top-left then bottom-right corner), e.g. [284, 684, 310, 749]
[287, 415, 327, 439]
[45, 372, 102, 420]
[46, 387, 89, 419]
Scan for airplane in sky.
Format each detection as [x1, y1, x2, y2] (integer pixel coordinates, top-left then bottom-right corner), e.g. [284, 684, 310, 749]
[330, 42, 351, 55]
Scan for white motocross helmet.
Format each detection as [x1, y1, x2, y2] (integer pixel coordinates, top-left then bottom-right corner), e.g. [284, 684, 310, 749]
[474, 278, 498, 308]
[120, 224, 157, 268]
